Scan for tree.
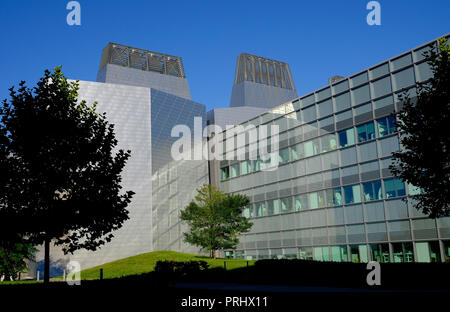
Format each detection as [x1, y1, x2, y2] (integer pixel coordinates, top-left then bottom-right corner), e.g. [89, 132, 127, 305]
[0, 235, 36, 281]
[180, 185, 253, 258]
[390, 37, 450, 218]
[0, 67, 134, 283]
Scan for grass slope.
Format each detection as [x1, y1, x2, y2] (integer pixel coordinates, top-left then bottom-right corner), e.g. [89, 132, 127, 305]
[79, 250, 254, 280]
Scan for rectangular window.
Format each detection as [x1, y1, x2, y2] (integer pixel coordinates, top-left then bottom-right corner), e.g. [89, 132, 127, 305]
[356, 122, 375, 142]
[320, 134, 338, 152]
[363, 180, 382, 201]
[331, 245, 348, 262]
[230, 163, 240, 178]
[242, 205, 252, 218]
[291, 143, 304, 161]
[220, 167, 229, 181]
[240, 160, 252, 175]
[295, 194, 308, 211]
[252, 158, 261, 172]
[298, 247, 313, 260]
[309, 191, 326, 209]
[267, 199, 280, 215]
[278, 147, 290, 164]
[384, 178, 406, 198]
[280, 197, 293, 213]
[369, 243, 390, 263]
[376, 116, 397, 137]
[343, 184, 362, 204]
[255, 201, 266, 217]
[304, 139, 320, 157]
[326, 188, 343, 206]
[338, 127, 355, 148]
[392, 242, 414, 263]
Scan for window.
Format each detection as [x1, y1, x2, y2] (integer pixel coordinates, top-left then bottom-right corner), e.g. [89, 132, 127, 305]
[356, 122, 375, 142]
[376, 116, 397, 137]
[267, 199, 279, 215]
[392, 242, 414, 263]
[240, 160, 252, 175]
[295, 194, 308, 211]
[309, 191, 325, 209]
[338, 128, 355, 147]
[416, 241, 441, 263]
[326, 188, 343, 206]
[255, 201, 266, 217]
[242, 205, 252, 218]
[343, 184, 362, 204]
[350, 244, 368, 263]
[220, 167, 229, 180]
[291, 143, 304, 161]
[320, 134, 337, 152]
[363, 180, 382, 201]
[230, 163, 240, 178]
[298, 247, 313, 260]
[369, 244, 390, 263]
[280, 197, 293, 213]
[304, 139, 320, 157]
[278, 147, 290, 164]
[252, 158, 262, 172]
[384, 178, 406, 198]
[331, 245, 348, 262]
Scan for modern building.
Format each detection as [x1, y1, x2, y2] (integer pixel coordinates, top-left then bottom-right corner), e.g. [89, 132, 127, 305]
[34, 34, 450, 275]
[35, 43, 208, 272]
[212, 34, 450, 263]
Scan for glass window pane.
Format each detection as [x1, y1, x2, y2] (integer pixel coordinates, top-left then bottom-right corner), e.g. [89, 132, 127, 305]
[268, 199, 280, 215]
[392, 242, 414, 263]
[304, 139, 320, 157]
[363, 180, 382, 201]
[357, 122, 375, 142]
[280, 197, 293, 213]
[255, 201, 267, 217]
[320, 134, 337, 153]
[278, 147, 290, 164]
[231, 163, 240, 178]
[298, 247, 313, 260]
[369, 243, 390, 263]
[344, 184, 361, 204]
[295, 194, 308, 211]
[291, 143, 303, 161]
[338, 128, 355, 148]
[376, 116, 397, 137]
[221, 167, 229, 180]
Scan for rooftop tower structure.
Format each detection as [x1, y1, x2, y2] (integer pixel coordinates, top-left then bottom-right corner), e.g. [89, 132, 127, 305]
[229, 53, 298, 109]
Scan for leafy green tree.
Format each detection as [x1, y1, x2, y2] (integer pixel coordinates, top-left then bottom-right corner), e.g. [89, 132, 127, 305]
[0, 67, 134, 283]
[180, 185, 252, 258]
[390, 37, 450, 218]
[0, 236, 36, 281]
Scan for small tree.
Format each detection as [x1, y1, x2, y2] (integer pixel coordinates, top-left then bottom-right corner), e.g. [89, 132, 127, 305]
[0, 67, 134, 283]
[390, 37, 450, 218]
[180, 185, 252, 258]
[0, 236, 36, 281]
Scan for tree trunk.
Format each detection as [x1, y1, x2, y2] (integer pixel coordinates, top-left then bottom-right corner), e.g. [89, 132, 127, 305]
[211, 249, 216, 259]
[44, 238, 50, 284]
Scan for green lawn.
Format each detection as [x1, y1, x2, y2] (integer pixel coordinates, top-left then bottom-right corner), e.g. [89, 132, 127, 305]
[78, 250, 254, 280]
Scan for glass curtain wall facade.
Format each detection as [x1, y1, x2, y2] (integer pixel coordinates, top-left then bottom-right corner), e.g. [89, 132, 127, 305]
[215, 35, 450, 263]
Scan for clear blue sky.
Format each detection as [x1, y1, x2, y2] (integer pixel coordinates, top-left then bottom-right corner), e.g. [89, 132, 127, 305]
[0, 0, 448, 111]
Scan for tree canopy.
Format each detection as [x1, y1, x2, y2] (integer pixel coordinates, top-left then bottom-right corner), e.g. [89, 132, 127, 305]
[180, 185, 253, 258]
[390, 37, 450, 218]
[0, 67, 134, 282]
